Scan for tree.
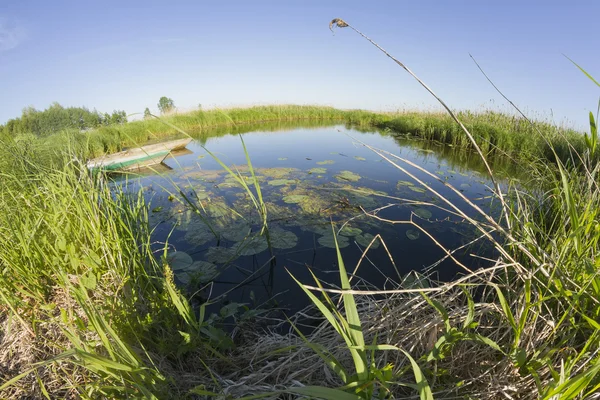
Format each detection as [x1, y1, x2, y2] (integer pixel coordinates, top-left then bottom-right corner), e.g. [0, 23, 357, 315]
[144, 108, 152, 119]
[110, 110, 127, 125]
[157, 97, 175, 114]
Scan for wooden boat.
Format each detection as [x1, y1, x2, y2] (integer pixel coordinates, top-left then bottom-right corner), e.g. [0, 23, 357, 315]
[87, 138, 192, 172]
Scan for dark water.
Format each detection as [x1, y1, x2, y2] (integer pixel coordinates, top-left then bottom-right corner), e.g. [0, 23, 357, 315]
[115, 123, 512, 314]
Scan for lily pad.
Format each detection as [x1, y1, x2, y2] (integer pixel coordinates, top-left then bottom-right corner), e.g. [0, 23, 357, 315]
[283, 194, 309, 204]
[354, 187, 388, 196]
[413, 208, 432, 219]
[183, 221, 216, 246]
[270, 228, 298, 249]
[318, 234, 350, 249]
[354, 156, 367, 161]
[256, 167, 298, 179]
[355, 233, 380, 249]
[397, 180, 414, 187]
[308, 167, 327, 174]
[402, 271, 430, 289]
[409, 186, 426, 194]
[221, 222, 251, 242]
[435, 170, 445, 176]
[406, 229, 420, 240]
[236, 235, 269, 256]
[207, 202, 229, 218]
[300, 223, 332, 236]
[166, 251, 193, 271]
[316, 160, 335, 165]
[177, 261, 219, 285]
[205, 246, 237, 264]
[181, 170, 223, 181]
[335, 171, 361, 182]
[268, 178, 296, 186]
[195, 191, 210, 200]
[339, 226, 363, 237]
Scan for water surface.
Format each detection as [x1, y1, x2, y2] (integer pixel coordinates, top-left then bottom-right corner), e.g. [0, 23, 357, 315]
[116, 123, 510, 314]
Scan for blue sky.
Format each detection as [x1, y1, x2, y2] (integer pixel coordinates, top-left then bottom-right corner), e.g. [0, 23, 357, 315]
[1, 1, 599, 130]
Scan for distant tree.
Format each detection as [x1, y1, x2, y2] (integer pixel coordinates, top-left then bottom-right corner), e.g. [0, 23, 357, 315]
[110, 110, 127, 125]
[158, 97, 175, 114]
[103, 113, 111, 126]
[144, 108, 152, 119]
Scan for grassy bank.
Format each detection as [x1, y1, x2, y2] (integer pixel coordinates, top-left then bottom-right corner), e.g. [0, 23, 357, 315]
[1, 104, 588, 169]
[375, 110, 590, 167]
[1, 103, 599, 398]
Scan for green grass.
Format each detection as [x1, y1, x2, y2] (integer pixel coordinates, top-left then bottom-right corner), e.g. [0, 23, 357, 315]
[376, 110, 591, 167]
[0, 148, 231, 398]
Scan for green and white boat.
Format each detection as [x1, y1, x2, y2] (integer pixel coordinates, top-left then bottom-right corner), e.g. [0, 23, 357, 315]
[87, 138, 192, 172]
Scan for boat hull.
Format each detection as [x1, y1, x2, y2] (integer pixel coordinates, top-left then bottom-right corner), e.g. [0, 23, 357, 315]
[87, 138, 192, 172]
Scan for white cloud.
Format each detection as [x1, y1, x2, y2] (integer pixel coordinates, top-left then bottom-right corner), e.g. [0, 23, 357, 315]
[0, 17, 25, 52]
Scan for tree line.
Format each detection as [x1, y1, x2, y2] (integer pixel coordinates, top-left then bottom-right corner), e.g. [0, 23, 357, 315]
[0, 102, 127, 137]
[1, 96, 178, 138]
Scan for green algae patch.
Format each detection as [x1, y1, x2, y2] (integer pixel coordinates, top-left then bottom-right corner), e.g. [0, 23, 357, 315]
[268, 178, 296, 186]
[316, 160, 335, 165]
[256, 167, 298, 179]
[308, 167, 327, 174]
[354, 156, 366, 161]
[409, 186, 427, 194]
[283, 194, 308, 204]
[180, 170, 223, 181]
[397, 180, 414, 187]
[335, 170, 361, 182]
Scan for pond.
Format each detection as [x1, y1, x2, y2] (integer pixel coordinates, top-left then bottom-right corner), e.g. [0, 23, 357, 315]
[115, 122, 514, 315]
